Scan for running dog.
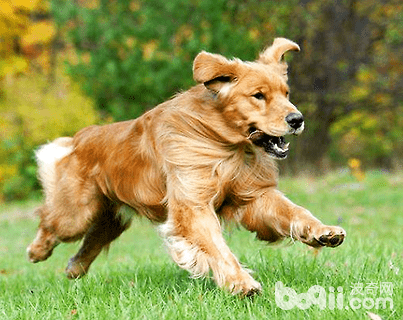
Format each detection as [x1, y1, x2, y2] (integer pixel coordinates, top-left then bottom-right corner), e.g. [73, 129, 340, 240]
[27, 38, 345, 296]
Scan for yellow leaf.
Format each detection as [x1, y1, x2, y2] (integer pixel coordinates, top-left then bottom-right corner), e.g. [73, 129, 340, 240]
[142, 40, 158, 61]
[130, 1, 140, 12]
[77, 0, 99, 9]
[348, 158, 361, 169]
[350, 86, 370, 102]
[248, 28, 260, 41]
[0, 2, 15, 16]
[0, 56, 28, 77]
[11, 0, 41, 11]
[13, 56, 28, 72]
[125, 37, 137, 49]
[374, 93, 392, 106]
[22, 21, 56, 46]
[36, 51, 51, 72]
[356, 67, 376, 83]
[0, 2, 29, 36]
[0, 164, 18, 183]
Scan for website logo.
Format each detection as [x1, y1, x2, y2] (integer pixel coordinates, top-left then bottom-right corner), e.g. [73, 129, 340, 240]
[275, 281, 394, 310]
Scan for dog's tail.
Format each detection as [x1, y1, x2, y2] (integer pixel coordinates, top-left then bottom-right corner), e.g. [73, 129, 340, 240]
[36, 137, 73, 197]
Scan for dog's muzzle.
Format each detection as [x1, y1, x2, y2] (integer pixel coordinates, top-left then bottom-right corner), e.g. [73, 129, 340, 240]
[285, 112, 304, 133]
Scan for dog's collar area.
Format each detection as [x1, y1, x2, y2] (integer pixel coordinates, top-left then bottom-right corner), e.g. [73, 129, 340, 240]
[247, 126, 289, 159]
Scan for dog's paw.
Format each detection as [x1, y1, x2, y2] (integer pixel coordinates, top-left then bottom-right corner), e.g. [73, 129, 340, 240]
[27, 242, 54, 263]
[226, 271, 262, 297]
[65, 258, 88, 279]
[314, 226, 346, 248]
[27, 228, 59, 263]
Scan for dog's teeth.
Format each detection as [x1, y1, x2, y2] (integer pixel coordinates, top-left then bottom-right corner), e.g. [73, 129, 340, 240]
[272, 142, 290, 153]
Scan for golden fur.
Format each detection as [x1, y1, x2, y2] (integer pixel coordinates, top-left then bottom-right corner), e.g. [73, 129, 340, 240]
[27, 38, 345, 295]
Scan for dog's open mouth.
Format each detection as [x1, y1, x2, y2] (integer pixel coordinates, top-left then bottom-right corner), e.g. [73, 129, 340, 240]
[248, 127, 289, 160]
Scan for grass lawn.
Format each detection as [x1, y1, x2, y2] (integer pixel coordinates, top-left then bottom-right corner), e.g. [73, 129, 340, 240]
[0, 170, 402, 319]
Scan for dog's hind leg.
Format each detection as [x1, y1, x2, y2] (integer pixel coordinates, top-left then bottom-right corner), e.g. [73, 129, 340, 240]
[65, 201, 131, 279]
[27, 138, 103, 263]
[27, 205, 60, 263]
[27, 139, 73, 263]
[27, 186, 103, 263]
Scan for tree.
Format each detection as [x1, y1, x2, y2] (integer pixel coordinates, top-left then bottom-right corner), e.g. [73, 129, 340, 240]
[287, 0, 403, 169]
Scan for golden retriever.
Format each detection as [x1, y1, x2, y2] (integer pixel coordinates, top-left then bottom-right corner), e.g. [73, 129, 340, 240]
[27, 38, 345, 296]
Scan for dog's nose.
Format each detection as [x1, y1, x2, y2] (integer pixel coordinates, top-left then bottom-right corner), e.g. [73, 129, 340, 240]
[285, 113, 304, 130]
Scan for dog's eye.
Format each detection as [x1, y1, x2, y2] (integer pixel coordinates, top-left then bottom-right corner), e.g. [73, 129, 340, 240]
[286, 91, 289, 96]
[252, 92, 265, 100]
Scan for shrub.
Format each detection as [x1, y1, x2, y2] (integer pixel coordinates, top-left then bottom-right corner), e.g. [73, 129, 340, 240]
[0, 73, 99, 202]
[330, 107, 403, 168]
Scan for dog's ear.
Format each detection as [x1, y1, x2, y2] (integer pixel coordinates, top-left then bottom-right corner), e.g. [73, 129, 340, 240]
[258, 38, 300, 65]
[193, 51, 238, 93]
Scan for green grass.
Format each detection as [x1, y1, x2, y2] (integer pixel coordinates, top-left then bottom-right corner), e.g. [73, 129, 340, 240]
[0, 170, 402, 319]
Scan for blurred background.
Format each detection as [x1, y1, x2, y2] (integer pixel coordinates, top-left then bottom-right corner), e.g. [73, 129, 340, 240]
[0, 0, 402, 202]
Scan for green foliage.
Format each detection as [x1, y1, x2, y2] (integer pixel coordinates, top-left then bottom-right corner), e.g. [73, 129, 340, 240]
[51, 0, 297, 120]
[0, 73, 99, 202]
[330, 108, 403, 167]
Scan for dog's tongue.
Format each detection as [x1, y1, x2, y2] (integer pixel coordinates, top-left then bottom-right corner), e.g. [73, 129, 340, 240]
[248, 129, 266, 143]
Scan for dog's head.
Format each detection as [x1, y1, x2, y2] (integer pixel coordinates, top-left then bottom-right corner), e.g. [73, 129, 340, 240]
[193, 38, 302, 160]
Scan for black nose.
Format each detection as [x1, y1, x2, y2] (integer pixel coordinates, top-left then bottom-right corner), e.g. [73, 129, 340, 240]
[285, 113, 304, 130]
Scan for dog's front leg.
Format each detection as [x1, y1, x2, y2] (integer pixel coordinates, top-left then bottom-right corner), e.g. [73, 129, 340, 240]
[240, 188, 346, 247]
[159, 200, 261, 296]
